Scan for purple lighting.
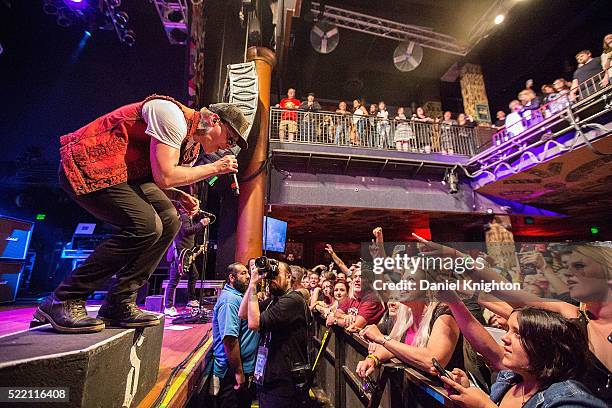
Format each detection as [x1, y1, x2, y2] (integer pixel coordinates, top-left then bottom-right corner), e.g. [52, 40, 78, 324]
[70, 0, 83, 3]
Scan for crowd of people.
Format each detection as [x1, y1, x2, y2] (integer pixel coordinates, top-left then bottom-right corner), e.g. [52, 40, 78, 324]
[495, 35, 611, 139]
[210, 224, 611, 407]
[275, 89, 479, 155]
[274, 34, 612, 152]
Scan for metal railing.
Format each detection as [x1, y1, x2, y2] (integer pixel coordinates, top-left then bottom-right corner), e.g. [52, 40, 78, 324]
[491, 70, 610, 147]
[269, 108, 478, 156]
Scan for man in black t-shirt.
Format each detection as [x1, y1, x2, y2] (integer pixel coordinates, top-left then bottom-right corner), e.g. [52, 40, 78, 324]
[570, 50, 608, 100]
[238, 261, 310, 408]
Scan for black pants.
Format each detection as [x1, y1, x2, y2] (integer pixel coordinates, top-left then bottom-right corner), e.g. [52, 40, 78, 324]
[164, 260, 198, 308]
[216, 371, 255, 408]
[55, 170, 180, 304]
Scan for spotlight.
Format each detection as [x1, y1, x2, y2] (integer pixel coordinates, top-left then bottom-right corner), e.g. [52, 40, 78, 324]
[114, 10, 129, 28]
[56, 10, 73, 27]
[494, 14, 505, 25]
[122, 29, 136, 46]
[43, 1, 60, 15]
[486, 208, 494, 214]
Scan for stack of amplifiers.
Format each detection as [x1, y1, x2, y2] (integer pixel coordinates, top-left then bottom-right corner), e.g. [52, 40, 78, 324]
[0, 215, 34, 303]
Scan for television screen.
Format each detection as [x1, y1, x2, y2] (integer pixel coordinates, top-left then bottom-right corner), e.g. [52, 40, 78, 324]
[263, 216, 287, 253]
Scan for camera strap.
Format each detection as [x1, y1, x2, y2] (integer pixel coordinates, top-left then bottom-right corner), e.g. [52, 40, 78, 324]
[253, 301, 274, 386]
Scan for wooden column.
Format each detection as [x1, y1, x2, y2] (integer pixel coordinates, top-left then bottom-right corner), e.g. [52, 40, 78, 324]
[459, 63, 492, 124]
[235, 47, 277, 264]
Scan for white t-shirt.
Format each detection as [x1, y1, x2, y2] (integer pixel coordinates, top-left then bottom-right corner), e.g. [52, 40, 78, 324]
[505, 111, 524, 137]
[141, 100, 188, 149]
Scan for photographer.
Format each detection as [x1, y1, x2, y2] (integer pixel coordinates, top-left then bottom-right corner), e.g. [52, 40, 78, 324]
[238, 259, 310, 407]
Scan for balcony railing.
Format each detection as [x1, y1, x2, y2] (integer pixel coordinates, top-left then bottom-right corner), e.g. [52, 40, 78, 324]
[269, 108, 478, 156]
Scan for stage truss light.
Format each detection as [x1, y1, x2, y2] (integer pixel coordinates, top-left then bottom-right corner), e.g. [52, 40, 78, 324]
[494, 14, 505, 25]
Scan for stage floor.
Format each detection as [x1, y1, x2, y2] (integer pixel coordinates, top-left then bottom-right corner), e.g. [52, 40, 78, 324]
[0, 303, 212, 408]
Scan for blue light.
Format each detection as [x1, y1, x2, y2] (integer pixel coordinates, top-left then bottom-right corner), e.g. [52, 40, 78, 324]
[85, 30, 92, 37]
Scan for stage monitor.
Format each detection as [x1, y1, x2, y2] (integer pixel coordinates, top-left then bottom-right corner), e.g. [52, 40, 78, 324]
[263, 216, 287, 253]
[0, 215, 34, 261]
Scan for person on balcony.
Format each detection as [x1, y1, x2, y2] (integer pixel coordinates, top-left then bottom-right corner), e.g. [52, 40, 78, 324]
[493, 110, 506, 129]
[601, 34, 612, 85]
[439, 110, 457, 155]
[276, 88, 300, 142]
[457, 113, 477, 155]
[376, 101, 391, 149]
[518, 89, 541, 128]
[351, 99, 368, 146]
[570, 50, 607, 101]
[394, 106, 414, 152]
[367, 104, 378, 147]
[298, 92, 321, 142]
[334, 101, 351, 145]
[412, 107, 434, 153]
[505, 100, 525, 138]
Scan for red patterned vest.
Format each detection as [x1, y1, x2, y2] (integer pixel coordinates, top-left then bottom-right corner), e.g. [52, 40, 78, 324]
[60, 95, 201, 195]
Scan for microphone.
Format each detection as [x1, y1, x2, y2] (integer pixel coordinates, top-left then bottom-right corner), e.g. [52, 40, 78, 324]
[230, 173, 240, 196]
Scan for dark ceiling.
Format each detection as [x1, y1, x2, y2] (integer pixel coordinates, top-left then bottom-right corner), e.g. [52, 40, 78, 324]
[284, 0, 612, 112]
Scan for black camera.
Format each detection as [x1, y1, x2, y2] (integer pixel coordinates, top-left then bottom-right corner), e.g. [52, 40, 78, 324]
[255, 256, 280, 280]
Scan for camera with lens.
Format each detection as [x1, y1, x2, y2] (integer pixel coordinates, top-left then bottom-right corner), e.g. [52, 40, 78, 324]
[255, 256, 280, 280]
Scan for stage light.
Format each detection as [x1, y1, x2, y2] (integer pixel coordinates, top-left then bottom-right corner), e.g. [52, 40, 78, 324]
[36, 214, 47, 221]
[590, 226, 599, 235]
[486, 208, 494, 214]
[122, 29, 136, 47]
[85, 30, 91, 37]
[114, 11, 129, 28]
[69, 0, 83, 3]
[494, 14, 505, 25]
[524, 216, 534, 225]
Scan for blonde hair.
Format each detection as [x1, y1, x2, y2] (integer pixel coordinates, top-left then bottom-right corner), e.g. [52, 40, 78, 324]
[388, 298, 439, 347]
[571, 244, 612, 279]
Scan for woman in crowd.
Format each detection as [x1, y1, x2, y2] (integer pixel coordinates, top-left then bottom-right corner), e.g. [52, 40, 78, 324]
[368, 103, 378, 147]
[430, 299, 606, 408]
[394, 106, 414, 152]
[411, 107, 434, 153]
[355, 265, 464, 376]
[412, 233, 612, 403]
[351, 99, 368, 146]
[311, 279, 335, 310]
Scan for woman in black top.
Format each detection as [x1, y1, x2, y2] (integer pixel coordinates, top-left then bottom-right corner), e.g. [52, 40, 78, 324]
[412, 235, 612, 404]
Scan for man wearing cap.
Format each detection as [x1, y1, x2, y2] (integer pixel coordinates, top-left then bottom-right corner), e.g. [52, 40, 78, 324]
[35, 94, 249, 333]
[298, 92, 322, 142]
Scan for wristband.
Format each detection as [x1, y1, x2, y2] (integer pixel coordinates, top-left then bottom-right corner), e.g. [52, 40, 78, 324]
[366, 354, 381, 367]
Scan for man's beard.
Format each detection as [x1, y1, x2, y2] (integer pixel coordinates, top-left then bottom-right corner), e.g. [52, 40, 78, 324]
[269, 281, 287, 296]
[233, 279, 248, 294]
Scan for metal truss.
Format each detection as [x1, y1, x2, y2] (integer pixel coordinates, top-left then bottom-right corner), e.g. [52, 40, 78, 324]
[311, 2, 469, 56]
[150, 0, 189, 45]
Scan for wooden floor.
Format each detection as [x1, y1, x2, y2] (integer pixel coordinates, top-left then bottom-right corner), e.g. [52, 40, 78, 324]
[0, 303, 212, 408]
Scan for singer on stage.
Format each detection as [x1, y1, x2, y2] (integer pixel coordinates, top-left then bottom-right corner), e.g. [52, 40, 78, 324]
[35, 95, 248, 333]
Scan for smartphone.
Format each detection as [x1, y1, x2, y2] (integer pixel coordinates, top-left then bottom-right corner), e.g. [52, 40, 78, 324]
[432, 358, 452, 380]
[518, 244, 537, 275]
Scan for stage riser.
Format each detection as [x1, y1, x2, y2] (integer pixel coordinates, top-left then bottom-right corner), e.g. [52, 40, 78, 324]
[0, 320, 164, 408]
